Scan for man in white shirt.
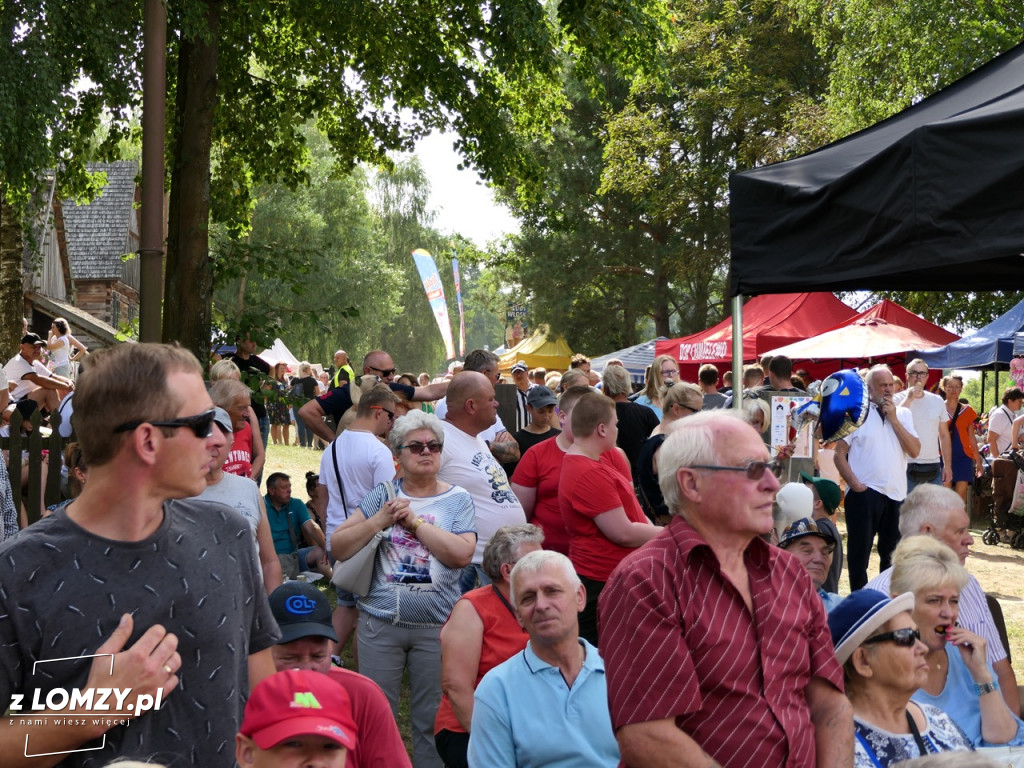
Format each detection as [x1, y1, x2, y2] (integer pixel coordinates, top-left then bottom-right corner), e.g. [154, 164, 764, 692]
[320, 383, 398, 653]
[833, 364, 920, 590]
[896, 358, 952, 492]
[434, 349, 519, 464]
[4, 333, 74, 418]
[438, 371, 526, 592]
[988, 386, 1023, 456]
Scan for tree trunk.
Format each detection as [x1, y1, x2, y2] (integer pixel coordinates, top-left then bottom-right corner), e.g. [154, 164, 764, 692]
[163, 1, 220, 360]
[0, 188, 25, 354]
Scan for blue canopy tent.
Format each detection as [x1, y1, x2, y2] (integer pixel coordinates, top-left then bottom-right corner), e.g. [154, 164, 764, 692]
[916, 297, 1024, 370]
[591, 338, 667, 384]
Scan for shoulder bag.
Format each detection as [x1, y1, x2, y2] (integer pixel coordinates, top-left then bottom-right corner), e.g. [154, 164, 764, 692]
[330, 443, 396, 596]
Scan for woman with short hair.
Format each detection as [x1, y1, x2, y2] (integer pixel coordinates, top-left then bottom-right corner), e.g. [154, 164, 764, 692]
[891, 536, 1023, 747]
[332, 411, 476, 768]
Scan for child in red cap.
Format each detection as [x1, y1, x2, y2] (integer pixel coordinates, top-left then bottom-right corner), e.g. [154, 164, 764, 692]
[236, 669, 358, 768]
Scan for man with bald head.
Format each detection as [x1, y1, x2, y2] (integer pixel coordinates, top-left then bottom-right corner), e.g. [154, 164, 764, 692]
[440, 371, 527, 592]
[298, 349, 448, 443]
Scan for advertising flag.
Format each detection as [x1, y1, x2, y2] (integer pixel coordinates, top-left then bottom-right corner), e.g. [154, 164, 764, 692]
[411, 248, 456, 359]
[452, 257, 466, 357]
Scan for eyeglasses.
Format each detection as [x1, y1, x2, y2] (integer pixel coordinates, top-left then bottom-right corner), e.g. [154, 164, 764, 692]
[906, 370, 929, 378]
[370, 405, 395, 422]
[400, 441, 443, 454]
[114, 408, 217, 438]
[367, 366, 397, 378]
[863, 628, 921, 648]
[688, 459, 784, 481]
[675, 403, 699, 414]
[661, 369, 679, 377]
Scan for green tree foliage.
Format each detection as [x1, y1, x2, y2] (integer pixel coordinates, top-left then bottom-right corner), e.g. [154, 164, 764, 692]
[497, 0, 829, 353]
[786, 0, 1024, 138]
[858, 292, 1024, 335]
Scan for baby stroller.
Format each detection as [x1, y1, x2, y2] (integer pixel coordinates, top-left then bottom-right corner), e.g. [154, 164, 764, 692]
[981, 450, 1024, 548]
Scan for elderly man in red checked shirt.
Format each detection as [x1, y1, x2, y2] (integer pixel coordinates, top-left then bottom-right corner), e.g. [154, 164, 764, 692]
[598, 410, 853, 768]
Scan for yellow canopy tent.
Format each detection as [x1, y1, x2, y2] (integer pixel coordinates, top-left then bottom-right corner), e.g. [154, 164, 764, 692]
[498, 324, 573, 373]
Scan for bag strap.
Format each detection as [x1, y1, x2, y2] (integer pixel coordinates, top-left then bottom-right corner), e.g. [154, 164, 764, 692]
[330, 440, 349, 518]
[905, 708, 931, 755]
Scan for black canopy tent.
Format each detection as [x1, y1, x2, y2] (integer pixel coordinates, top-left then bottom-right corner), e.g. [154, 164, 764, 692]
[729, 40, 1024, 298]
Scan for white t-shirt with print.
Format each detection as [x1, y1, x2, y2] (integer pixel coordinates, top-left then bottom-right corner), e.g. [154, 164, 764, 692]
[438, 421, 525, 564]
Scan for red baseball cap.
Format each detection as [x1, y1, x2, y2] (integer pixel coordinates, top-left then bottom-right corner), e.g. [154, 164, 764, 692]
[240, 669, 357, 750]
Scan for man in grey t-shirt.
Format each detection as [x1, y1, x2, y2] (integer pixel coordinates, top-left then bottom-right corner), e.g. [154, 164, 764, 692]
[0, 343, 279, 768]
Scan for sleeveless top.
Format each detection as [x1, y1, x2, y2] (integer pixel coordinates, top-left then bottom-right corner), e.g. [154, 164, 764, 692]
[434, 584, 529, 734]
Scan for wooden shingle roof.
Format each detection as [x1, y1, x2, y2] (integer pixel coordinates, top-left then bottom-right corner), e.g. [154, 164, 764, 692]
[62, 161, 139, 280]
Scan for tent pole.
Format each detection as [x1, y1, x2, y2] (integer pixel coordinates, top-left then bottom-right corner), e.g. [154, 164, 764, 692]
[981, 370, 986, 413]
[732, 296, 744, 410]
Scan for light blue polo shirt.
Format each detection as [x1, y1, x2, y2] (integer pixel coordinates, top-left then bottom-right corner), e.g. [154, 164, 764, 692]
[468, 638, 619, 768]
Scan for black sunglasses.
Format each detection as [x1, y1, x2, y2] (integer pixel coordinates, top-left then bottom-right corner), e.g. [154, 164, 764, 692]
[367, 365, 397, 378]
[688, 459, 784, 481]
[400, 441, 443, 454]
[370, 405, 395, 422]
[863, 628, 921, 648]
[114, 409, 217, 439]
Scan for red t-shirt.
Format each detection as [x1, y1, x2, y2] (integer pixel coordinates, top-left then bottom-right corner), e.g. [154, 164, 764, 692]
[559, 451, 646, 581]
[434, 584, 529, 735]
[328, 667, 412, 768]
[223, 421, 253, 478]
[598, 518, 844, 768]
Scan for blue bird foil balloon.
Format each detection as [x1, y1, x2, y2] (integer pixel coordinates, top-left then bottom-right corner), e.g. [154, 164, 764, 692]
[817, 369, 869, 442]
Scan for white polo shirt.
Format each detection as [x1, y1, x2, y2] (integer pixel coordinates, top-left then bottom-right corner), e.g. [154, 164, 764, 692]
[842, 404, 919, 501]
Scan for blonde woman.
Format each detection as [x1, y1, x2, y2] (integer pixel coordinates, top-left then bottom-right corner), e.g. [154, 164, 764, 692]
[634, 354, 679, 417]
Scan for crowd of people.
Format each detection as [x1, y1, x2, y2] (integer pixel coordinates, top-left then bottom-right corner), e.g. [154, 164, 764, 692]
[1, 336, 1023, 768]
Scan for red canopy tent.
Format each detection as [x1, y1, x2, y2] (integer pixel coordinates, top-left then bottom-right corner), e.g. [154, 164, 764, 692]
[761, 299, 960, 384]
[657, 293, 857, 382]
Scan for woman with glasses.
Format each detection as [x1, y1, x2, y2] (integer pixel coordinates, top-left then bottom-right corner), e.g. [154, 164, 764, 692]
[891, 535, 1023, 747]
[636, 382, 703, 523]
[332, 410, 476, 768]
[828, 588, 973, 766]
[634, 355, 680, 417]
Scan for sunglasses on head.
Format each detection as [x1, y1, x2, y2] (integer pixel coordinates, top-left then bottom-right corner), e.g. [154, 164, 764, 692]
[688, 459, 784, 481]
[863, 628, 921, 648]
[400, 441, 443, 454]
[114, 408, 217, 439]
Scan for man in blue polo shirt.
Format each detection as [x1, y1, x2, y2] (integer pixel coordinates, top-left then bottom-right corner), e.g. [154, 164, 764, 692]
[467, 550, 618, 768]
[264, 471, 330, 580]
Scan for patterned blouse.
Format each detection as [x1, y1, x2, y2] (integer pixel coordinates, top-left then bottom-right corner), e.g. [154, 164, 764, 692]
[854, 704, 973, 767]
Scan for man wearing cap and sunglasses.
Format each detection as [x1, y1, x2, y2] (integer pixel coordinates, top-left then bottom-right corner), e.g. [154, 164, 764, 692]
[0, 343, 279, 767]
[600, 410, 852, 768]
[3, 332, 75, 420]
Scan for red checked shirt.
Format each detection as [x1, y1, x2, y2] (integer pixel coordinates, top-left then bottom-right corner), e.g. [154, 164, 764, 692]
[598, 517, 844, 768]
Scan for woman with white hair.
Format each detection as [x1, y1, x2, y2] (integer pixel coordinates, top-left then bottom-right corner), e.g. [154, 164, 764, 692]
[891, 535, 1023, 747]
[828, 588, 973, 766]
[332, 410, 477, 768]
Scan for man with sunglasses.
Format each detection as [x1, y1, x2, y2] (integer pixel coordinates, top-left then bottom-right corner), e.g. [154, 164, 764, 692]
[0, 343, 279, 768]
[834, 364, 921, 591]
[895, 358, 952, 493]
[599, 410, 852, 768]
[319, 384, 400, 656]
[298, 349, 448, 445]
